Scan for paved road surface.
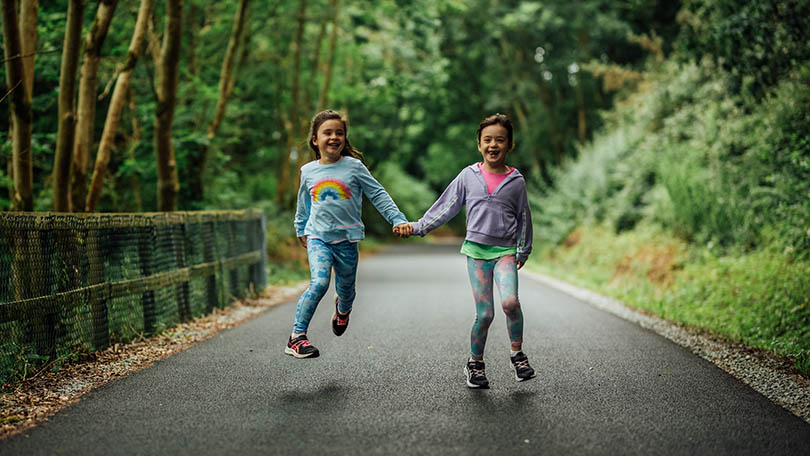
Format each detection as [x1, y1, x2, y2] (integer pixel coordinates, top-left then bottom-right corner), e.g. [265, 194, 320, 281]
[3, 243, 809, 455]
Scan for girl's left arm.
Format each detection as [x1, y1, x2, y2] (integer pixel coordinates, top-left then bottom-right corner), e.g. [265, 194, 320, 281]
[515, 182, 533, 266]
[293, 174, 311, 238]
[355, 162, 408, 227]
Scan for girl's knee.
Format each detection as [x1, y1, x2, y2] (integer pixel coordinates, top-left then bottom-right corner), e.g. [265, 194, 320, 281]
[475, 310, 495, 328]
[309, 278, 330, 298]
[501, 296, 521, 314]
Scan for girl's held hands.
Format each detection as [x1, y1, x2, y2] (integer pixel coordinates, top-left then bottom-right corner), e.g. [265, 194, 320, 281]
[298, 236, 307, 248]
[393, 223, 413, 238]
[517, 261, 524, 270]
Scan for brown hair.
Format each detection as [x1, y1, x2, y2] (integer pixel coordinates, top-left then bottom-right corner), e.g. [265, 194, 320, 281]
[308, 110, 364, 163]
[476, 113, 515, 149]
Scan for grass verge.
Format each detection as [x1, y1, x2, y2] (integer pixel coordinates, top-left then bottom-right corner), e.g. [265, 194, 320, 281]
[529, 223, 810, 377]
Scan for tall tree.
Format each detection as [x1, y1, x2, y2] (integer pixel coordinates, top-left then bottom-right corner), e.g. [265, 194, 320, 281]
[86, 0, 152, 212]
[2, 0, 34, 210]
[52, 0, 85, 211]
[184, 2, 201, 123]
[154, 0, 184, 211]
[317, 0, 339, 112]
[190, 0, 251, 200]
[276, 0, 307, 205]
[20, 0, 37, 97]
[301, 0, 327, 136]
[71, 0, 118, 212]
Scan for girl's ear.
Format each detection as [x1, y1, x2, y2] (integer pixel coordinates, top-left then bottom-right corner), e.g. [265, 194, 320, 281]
[311, 136, 318, 148]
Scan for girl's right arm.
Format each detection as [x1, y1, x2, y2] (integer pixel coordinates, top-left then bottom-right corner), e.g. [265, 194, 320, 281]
[293, 175, 311, 245]
[411, 172, 466, 236]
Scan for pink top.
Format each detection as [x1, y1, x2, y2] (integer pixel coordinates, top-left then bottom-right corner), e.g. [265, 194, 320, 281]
[478, 162, 514, 194]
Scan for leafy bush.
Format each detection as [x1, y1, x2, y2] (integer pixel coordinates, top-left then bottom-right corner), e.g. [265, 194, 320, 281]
[677, 0, 810, 97]
[533, 58, 810, 258]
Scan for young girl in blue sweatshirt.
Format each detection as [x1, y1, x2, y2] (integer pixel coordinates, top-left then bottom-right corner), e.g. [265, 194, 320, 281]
[286, 110, 410, 358]
[396, 113, 535, 388]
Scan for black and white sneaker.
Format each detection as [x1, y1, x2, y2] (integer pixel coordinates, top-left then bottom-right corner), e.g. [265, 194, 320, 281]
[464, 359, 490, 389]
[331, 296, 350, 336]
[285, 335, 320, 358]
[510, 352, 536, 381]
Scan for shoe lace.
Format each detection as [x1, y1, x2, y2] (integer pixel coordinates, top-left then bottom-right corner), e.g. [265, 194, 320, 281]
[513, 358, 530, 370]
[469, 364, 486, 378]
[336, 314, 349, 325]
[291, 338, 311, 350]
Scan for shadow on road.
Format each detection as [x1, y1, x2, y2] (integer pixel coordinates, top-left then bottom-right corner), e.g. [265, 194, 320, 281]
[466, 389, 538, 415]
[276, 380, 348, 411]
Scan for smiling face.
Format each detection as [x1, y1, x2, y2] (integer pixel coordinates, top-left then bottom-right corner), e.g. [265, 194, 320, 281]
[477, 124, 512, 172]
[312, 118, 346, 164]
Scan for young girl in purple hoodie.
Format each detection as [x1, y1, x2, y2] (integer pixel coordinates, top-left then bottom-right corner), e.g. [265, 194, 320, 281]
[395, 113, 535, 389]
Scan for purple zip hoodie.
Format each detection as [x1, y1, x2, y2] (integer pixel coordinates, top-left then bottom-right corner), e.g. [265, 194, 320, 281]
[411, 163, 533, 263]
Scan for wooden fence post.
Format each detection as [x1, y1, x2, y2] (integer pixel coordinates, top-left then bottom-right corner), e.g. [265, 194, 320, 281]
[259, 213, 268, 291]
[174, 221, 191, 322]
[86, 225, 109, 350]
[32, 226, 56, 359]
[137, 221, 157, 336]
[226, 221, 240, 299]
[248, 214, 267, 293]
[203, 221, 219, 311]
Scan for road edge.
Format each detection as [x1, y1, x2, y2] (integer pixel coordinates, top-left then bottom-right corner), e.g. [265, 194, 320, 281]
[522, 270, 810, 426]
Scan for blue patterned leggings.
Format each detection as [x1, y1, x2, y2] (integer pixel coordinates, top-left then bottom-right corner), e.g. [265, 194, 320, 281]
[292, 238, 358, 334]
[467, 254, 523, 360]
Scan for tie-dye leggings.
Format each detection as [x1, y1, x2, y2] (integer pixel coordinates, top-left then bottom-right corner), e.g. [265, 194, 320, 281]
[467, 254, 523, 360]
[292, 238, 358, 334]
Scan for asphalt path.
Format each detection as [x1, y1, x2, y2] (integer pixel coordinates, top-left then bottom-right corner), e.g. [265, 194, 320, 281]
[3, 243, 810, 455]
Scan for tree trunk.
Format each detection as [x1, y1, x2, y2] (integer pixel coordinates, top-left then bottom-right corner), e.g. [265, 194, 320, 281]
[127, 86, 143, 211]
[317, 0, 339, 112]
[154, 0, 183, 211]
[71, 0, 118, 213]
[185, 3, 200, 81]
[207, 0, 249, 139]
[190, 0, 251, 200]
[85, 0, 152, 212]
[52, 0, 85, 212]
[276, 0, 307, 206]
[301, 5, 327, 132]
[184, 3, 201, 124]
[20, 0, 37, 97]
[2, 0, 34, 211]
[297, 2, 328, 169]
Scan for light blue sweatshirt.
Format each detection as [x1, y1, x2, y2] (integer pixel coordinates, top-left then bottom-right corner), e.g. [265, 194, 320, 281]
[294, 156, 407, 243]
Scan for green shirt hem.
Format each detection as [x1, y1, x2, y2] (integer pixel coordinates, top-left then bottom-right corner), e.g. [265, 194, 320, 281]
[460, 240, 517, 260]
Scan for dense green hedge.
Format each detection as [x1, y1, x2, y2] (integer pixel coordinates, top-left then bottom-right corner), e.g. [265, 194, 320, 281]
[533, 58, 810, 259]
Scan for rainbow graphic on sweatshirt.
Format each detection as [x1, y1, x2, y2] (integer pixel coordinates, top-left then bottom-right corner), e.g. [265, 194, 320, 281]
[311, 178, 352, 201]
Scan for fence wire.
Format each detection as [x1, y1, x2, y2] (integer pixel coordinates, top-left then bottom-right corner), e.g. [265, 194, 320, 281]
[0, 211, 267, 383]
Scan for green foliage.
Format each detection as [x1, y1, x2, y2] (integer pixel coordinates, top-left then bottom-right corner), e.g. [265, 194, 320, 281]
[2, 0, 672, 215]
[373, 162, 436, 221]
[677, 0, 810, 97]
[533, 57, 810, 259]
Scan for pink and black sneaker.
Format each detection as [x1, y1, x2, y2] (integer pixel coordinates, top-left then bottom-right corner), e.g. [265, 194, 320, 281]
[331, 297, 350, 336]
[285, 335, 319, 358]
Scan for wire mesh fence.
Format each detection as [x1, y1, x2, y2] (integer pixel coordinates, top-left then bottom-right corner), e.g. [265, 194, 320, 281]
[0, 210, 267, 383]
